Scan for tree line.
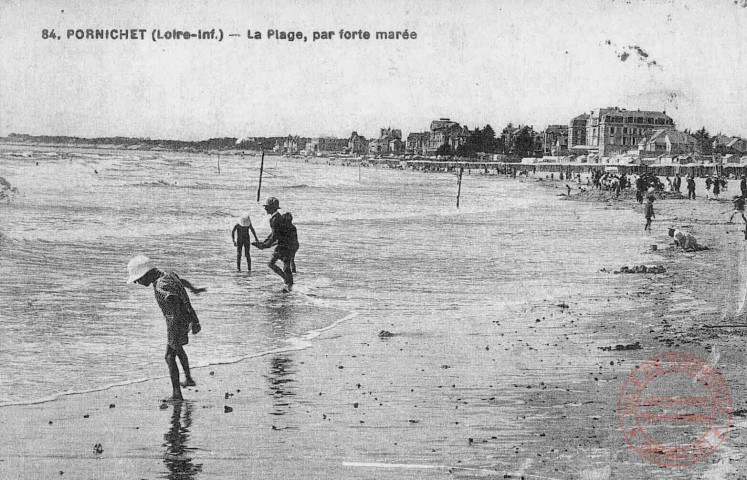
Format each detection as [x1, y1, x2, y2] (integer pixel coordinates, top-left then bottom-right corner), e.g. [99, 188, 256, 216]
[3, 133, 287, 152]
[435, 123, 539, 158]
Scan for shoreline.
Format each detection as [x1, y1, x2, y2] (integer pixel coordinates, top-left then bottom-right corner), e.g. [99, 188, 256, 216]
[2, 157, 747, 478]
[0, 307, 357, 409]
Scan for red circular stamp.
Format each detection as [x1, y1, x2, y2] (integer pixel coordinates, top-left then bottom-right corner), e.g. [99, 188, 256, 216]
[618, 352, 732, 467]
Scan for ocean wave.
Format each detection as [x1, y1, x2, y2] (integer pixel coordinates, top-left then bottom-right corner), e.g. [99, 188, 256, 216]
[209, 209, 236, 218]
[0, 298, 358, 409]
[131, 180, 178, 187]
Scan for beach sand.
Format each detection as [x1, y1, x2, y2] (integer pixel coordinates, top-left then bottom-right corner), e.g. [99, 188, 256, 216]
[2, 176, 747, 479]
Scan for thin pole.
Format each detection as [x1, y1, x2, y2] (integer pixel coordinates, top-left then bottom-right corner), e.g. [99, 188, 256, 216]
[217, 154, 221, 175]
[257, 150, 265, 202]
[456, 166, 464, 209]
[359, 161, 361, 182]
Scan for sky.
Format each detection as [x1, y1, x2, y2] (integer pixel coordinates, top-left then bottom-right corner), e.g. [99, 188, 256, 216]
[1, 0, 747, 141]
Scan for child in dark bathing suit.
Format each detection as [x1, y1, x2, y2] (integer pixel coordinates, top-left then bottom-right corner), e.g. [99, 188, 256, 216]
[232, 213, 259, 272]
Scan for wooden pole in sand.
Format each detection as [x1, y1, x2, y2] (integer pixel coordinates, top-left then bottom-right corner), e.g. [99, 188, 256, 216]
[456, 166, 464, 209]
[257, 150, 265, 202]
[217, 153, 221, 175]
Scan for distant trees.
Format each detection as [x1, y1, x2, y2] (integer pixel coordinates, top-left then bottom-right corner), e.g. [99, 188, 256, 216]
[513, 127, 536, 158]
[690, 127, 712, 155]
[1, 133, 301, 152]
[500, 123, 514, 154]
[497, 123, 542, 157]
[435, 144, 454, 156]
[455, 124, 503, 157]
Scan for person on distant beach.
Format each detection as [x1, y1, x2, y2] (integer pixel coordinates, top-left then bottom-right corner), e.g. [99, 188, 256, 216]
[635, 175, 645, 204]
[232, 212, 259, 272]
[668, 228, 709, 252]
[687, 176, 696, 200]
[741, 175, 747, 198]
[705, 175, 713, 199]
[644, 195, 655, 231]
[127, 255, 206, 401]
[673, 173, 682, 193]
[713, 176, 721, 199]
[253, 197, 299, 291]
[728, 195, 746, 224]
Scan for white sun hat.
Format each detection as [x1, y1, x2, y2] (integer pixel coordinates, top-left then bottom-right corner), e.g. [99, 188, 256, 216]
[239, 212, 252, 226]
[127, 255, 155, 283]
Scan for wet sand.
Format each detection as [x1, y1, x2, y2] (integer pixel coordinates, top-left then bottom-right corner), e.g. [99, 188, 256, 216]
[2, 178, 747, 479]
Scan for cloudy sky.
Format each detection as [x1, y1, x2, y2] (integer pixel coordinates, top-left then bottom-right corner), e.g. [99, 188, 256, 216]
[1, 0, 747, 140]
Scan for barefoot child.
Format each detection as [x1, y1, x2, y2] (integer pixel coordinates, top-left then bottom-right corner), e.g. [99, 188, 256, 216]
[127, 255, 206, 401]
[253, 197, 299, 291]
[232, 213, 259, 271]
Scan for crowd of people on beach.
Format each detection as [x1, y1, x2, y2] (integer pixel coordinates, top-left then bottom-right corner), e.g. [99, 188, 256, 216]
[127, 196, 299, 401]
[558, 168, 747, 236]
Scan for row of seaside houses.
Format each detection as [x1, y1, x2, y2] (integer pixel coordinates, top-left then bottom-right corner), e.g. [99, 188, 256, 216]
[273, 118, 471, 156]
[271, 108, 747, 161]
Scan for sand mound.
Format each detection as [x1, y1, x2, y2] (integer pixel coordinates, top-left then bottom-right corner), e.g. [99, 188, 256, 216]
[568, 189, 685, 203]
[567, 189, 635, 202]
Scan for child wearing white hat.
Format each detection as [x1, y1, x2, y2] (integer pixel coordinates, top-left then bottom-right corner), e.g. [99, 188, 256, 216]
[231, 212, 259, 272]
[127, 255, 206, 401]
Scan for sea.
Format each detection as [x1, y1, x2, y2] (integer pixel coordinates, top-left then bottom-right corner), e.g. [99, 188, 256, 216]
[0, 145, 654, 407]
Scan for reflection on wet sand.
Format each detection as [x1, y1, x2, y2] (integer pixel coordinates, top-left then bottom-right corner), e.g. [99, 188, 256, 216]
[263, 300, 295, 339]
[262, 299, 300, 420]
[267, 355, 298, 419]
[162, 401, 203, 480]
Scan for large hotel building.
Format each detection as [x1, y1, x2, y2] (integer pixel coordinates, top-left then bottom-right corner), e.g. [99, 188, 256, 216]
[570, 107, 674, 156]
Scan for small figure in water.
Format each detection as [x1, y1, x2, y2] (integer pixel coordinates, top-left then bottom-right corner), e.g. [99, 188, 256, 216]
[284, 211, 298, 273]
[232, 212, 259, 272]
[127, 255, 206, 401]
[644, 195, 655, 231]
[253, 197, 299, 291]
